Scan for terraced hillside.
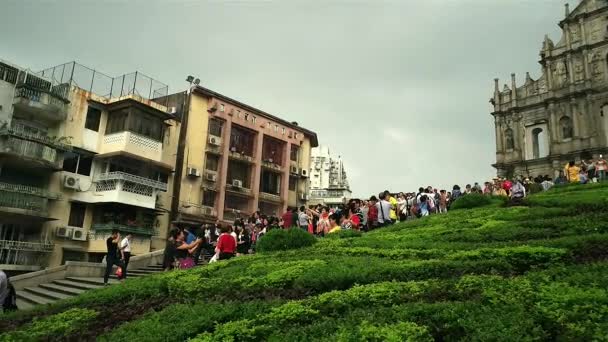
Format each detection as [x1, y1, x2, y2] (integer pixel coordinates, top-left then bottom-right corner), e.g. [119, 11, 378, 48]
[2, 183, 608, 341]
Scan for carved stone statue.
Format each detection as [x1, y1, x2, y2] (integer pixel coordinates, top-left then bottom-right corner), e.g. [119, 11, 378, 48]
[505, 128, 514, 150]
[552, 61, 568, 88]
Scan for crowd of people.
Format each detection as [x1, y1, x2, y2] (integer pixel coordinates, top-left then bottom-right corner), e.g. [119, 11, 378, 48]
[152, 156, 608, 271]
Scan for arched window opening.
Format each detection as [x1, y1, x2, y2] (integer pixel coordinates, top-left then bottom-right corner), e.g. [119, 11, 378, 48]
[532, 127, 547, 159]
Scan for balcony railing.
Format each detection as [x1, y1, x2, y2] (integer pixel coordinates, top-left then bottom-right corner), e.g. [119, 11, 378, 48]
[0, 182, 59, 214]
[179, 201, 217, 218]
[259, 192, 283, 203]
[225, 185, 252, 196]
[0, 136, 60, 167]
[0, 240, 54, 253]
[95, 172, 167, 191]
[0, 121, 72, 152]
[262, 160, 283, 171]
[91, 223, 155, 237]
[206, 144, 222, 155]
[229, 151, 254, 163]
[101, 131, 163, 162]
[13, 85, 69, 122]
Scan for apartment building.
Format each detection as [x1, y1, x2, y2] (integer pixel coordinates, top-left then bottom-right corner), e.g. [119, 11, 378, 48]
[172, 86, 318, 227]
[308, 146, 352, 207]
[0, 60, 179, 270]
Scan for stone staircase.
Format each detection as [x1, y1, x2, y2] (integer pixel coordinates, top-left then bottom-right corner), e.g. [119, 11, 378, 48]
[16, 263, 165, 310]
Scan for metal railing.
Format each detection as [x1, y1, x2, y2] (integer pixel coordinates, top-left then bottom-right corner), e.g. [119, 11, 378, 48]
[0, 182, 60, 199]
[0, 192, 48, 212]
[229, 151, 254, 163]
[0, 240, 54, 252]
[0, 121, 72, 151]
[179, 201, 217, 217]
[91, 223, 154, 237]
[95, 172, 168, 191]
[225, 185, 252, 196]
[0, 136, 59, 166]
[15, 85, 69, 108]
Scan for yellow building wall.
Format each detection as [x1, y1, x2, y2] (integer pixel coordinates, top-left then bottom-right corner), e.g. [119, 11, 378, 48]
[179, 94, 210, 206]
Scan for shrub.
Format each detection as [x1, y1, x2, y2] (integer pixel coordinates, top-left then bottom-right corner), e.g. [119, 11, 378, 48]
[336, 321, 434, 342]
[256, 228, 317, 253]
[450, 193, 506, 210]
[1, 308, 98, 341]
[326, 229, 363, 239]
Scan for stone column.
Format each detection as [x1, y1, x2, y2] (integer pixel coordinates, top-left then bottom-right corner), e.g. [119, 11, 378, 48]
[580, 18, 587, 45]
[546, 61, 554, 89]
[217, 116, 232, 222]
[583, 50, 591, 81]
[280, 142, 291, 213]
[548, 103, 559, 145]
[570, 99, 581, 138]
[567, 54, 575, 84]
[494, 116, 503, 152]
[250, 132, 264, 213]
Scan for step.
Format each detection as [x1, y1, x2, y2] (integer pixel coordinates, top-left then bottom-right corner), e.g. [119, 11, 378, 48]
[66, 277, 119, 286]
[16, 298, 35, 311]
[24, 286, 73, 301]
[53, 279, 103, 291]
[40, 283, 86, 296]
[16, 290, 54, 306]
[128, 269, 159, 275]
[146, 264, 164, 269]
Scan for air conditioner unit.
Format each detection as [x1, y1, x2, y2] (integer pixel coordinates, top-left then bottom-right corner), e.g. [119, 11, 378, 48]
[72, 227, 87, 241]
[232, 179, 243, 188]
[63, 175, 80, 190]
[167, 106, 177, 114]
[300, 169, 308, 177]
[208, 135, 221, 146]
[56, 226, 74, 238]
[290, 166, 298, 174]
[205, 173, 217, 182]
[187, 167, 201, 177]
[300, 194, 309, 201]
[230, 146, 237, 152]
[202, 206, 215, 216]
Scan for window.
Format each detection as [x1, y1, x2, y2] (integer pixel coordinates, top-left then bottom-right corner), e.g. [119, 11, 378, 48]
[289, 176, 297, 191]
[205, 154, 220, 171]
[84, 106, 101, 131]
[290, 145, 299, 162]
[202, 190, 216, 207]
[227, 160, 251, 188]
[244, 113, 249, 121]
[504, 128, 514, 150]
[274, 125, 279, 132]
[531, 127, 548, 159]
[105, 109, 128, 135]
[68, 202, 86, 227]
[229, 124, 256, 156]
[208, 119, 223, 137]
[560, 116, 573, 140]
[281, 127, 286, 135]
[62, 152, 93, 176]
[260, 170, 281, 195]
[220, 104, 225, 112]
[252, 116, 256, 124]
[262, 136, 285, 165]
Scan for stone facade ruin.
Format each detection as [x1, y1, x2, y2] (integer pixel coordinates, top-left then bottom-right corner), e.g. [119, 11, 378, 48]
[491, 0, 608, 179]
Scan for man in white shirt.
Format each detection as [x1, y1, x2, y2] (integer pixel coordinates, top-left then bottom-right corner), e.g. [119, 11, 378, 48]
[120, 233, 133, 279]
[298, 206, 309, 231]
[376, 193, 393, 227]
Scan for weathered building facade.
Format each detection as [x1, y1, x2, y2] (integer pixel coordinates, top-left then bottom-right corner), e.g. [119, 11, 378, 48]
[308, 146, 351, 207]
[492, 0, 608, 178]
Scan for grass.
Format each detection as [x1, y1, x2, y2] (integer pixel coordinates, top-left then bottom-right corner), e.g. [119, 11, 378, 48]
[3, 183, 608, 341]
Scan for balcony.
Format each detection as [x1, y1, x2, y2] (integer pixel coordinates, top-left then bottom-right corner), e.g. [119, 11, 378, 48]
[13, 85, 69, 122]
[259, 192, 283, 203]
[178, 202, 217, 218]
[0, 182, 60, 221]
[100, 131, 163, 163]
[206, 144, 223, 155]
[225, 184, 253, 197]
[85, 172, 167, 209]
[91, 223, 155, 237]
[262, 160, 283, 172]
[229, 151, 254, 164]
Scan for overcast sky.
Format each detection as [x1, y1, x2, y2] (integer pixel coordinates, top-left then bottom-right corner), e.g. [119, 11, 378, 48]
[0, 0, 566, 196]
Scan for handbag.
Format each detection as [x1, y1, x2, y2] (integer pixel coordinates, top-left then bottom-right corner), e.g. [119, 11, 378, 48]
[179, 257, 195, 269]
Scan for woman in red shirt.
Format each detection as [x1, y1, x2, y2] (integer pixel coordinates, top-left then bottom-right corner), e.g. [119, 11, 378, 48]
[367, 196, 379, 230]
[215, 225, 236, 260]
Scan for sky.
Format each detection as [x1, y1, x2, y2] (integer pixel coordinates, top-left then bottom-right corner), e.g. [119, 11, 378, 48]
[0, 0, 566, 197]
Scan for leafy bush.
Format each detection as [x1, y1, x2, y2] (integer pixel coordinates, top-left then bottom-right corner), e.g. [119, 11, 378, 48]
[336, 321, 434, 342]
[1, 308, 98, 341]
[326, 229, 363, 239]
[256, 228, 317, 253]
[451, 193, 506, 210]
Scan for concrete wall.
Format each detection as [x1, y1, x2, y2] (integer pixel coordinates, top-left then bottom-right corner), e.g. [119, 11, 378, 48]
[10, 249, 165, 291]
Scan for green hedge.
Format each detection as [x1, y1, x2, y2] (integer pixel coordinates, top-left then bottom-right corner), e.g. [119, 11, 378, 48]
[256, 228, 317, 253]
